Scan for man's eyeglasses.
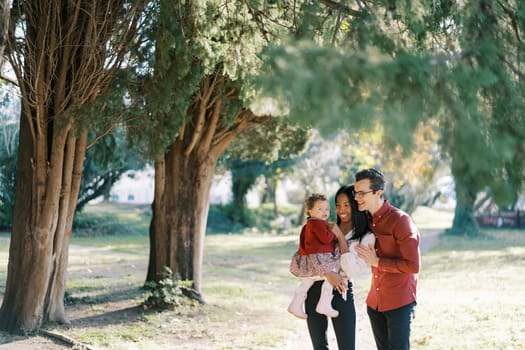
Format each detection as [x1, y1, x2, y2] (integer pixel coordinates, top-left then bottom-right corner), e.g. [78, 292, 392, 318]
[352, 190, 374, 198]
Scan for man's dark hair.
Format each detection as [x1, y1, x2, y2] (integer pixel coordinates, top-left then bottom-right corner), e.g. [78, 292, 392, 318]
[355, 168, 385, 192]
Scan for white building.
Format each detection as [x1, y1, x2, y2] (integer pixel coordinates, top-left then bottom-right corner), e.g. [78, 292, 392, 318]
[109, 167, 154, 204]
[108, 167, 235, 205]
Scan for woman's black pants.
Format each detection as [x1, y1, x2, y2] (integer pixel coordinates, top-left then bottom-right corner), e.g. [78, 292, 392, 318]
[305, 280, 356, 350]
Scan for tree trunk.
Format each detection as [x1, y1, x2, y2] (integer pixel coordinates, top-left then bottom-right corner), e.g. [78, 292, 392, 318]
[146, 105, 228, 296]
[146, 70, 271, 297]
[77, 168, 127, 211]
[147, 139, 215, 296]
[46, 133, 87, 323]
[147, 159, 167, 284]
[0, 110, 87, 331]
[230, 160, 259, 225]
[297, 202, 306, 226]
[447, 159, 480, 236]
[261, 176, 279, 216]
[267, 177, 279, 217]
[146, 110, 227, 297]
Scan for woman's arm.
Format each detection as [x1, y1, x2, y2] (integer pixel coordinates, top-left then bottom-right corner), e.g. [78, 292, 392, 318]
[328, 222, 349, 254]
[340, 232, 376, 279]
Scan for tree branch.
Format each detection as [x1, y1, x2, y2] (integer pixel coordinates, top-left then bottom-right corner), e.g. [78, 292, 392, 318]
[495, 0, 521, 43]
[319, 0, 363, 17]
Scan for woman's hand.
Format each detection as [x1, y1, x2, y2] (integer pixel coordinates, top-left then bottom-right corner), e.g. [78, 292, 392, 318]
[329, 223, 349, 253]
[325, 271, 348, 295]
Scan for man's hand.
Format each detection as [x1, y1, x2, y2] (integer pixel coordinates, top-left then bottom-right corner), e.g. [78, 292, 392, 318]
[355, 244, 380, 267]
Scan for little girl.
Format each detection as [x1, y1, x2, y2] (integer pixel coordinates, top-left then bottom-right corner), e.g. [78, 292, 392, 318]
[288, 193, 344, 319]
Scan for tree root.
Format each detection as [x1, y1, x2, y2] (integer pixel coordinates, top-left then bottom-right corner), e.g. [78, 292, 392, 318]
[181, 287, 206, 304]
[39, 329, 95, 350]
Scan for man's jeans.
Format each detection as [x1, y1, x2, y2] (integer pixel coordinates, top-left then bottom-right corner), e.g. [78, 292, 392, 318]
[367, 302, 416, 350]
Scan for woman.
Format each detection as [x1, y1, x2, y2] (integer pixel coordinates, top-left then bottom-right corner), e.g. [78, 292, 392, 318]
[304, 185, 375, 350]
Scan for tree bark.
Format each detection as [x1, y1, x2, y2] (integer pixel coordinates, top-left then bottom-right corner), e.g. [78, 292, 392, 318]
[46, 132, 87, 324]
[0, 0, 8, 69]
[0, 108, 84, 330]
[146, 118, 221, 297]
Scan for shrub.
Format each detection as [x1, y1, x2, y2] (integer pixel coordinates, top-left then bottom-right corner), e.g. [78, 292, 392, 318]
[142, 267, 193, 310]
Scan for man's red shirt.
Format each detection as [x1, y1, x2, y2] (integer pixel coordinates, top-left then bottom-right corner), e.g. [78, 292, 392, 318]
[366, 200, 420, 312]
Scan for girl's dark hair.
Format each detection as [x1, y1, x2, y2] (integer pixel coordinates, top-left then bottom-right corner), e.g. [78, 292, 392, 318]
[334, 185, 370, 242]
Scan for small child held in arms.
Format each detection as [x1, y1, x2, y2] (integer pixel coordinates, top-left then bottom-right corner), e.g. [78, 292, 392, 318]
[288, 193, 344, 319]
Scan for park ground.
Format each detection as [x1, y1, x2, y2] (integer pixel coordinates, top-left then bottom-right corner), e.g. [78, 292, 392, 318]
[0, 204, 524, 349]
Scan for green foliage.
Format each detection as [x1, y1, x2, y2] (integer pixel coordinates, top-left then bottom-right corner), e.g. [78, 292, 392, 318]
[125, 0, 272, 158]
[72, 213, 122, 236]
[254, 0, 525, 234]
[206, 204, 251, 234]
[227, 160, 261, 226]
[72, 205, 151, 237]
[257, 43, 441, 148]
[116, 0, 202, 157]
[334, 121, 442, 214]
[142, 267, 193, 310]
[206, 202, 297, 234]
[0, 85, 19, 229]
[249, 202, 299, 233]
[78, 128, 146, 212]
[217, 118, 310, 225]
[0, 148, 17, 230]
[223, 118, 310, 164]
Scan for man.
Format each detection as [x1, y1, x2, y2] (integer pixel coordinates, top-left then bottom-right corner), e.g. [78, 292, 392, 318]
[354, 168, 420, 350]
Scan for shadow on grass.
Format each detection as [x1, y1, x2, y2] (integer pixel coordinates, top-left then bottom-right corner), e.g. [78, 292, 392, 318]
[64, 285, 154, 330]
[66, 284, 146, 306]
[70, 304, 147, 329]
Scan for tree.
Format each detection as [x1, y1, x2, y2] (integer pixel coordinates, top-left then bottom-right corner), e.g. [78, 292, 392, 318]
[137, 1, 352, 296]
[121, 1, 274, 298]
[221, 118, 310, 224]
[257, 0, 525, 235]
[77, 128, 145, 212]
[0, 0, 145, 332]
[0, 91, 139, 221]
[428, 0, 525, 234]
[145, 71, 271, 298]
[335, 121, 442, 215]
[133, 0, 326, 297]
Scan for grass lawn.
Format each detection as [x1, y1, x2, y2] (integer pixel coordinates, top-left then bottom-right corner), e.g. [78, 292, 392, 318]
[412, 230, 525, 349]
[0, 203, 524, 349]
